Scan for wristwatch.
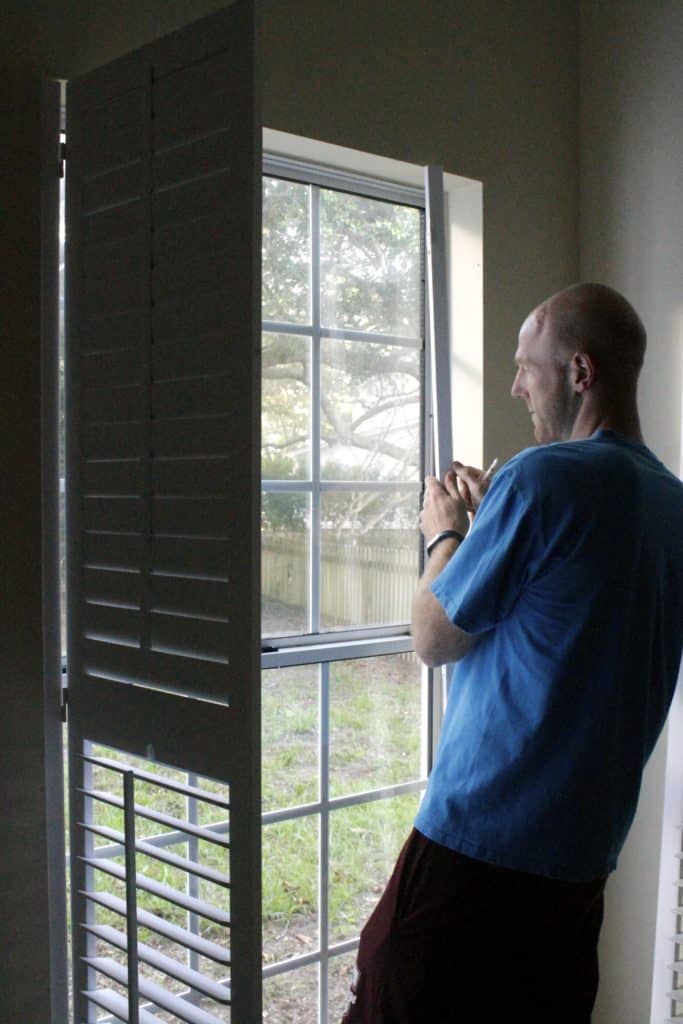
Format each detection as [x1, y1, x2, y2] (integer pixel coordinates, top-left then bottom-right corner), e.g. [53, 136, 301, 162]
[426, 529, 465, 556]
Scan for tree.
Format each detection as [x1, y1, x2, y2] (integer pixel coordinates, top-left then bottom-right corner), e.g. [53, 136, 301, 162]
[262, 176, 422, 535]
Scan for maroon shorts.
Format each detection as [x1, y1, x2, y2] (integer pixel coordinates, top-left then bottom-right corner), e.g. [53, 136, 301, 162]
[340, 829, 606, 1024]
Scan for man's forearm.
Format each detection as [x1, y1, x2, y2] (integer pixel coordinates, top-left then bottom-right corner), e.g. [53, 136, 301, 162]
[411, 538, 475, 667]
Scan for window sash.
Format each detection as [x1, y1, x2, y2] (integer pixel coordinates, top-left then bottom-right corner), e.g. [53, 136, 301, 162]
[261, 162, 426, 650]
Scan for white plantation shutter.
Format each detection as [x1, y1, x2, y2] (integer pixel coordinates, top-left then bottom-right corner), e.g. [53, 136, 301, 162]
[64, 3, 261, 1020]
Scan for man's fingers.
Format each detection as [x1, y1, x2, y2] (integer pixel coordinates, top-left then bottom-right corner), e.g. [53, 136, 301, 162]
[456, 476, 473, 507]
[421, 472, 470, 539]
[451, 459, 493, 514]
[443, 469, 459, 497]
[452, 460, 482, 486]
[423, 474, 442, 493]
[422, 475, 443, 504]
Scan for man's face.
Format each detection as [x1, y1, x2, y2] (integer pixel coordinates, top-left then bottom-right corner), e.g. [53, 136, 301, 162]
[511, 313, 577, 444]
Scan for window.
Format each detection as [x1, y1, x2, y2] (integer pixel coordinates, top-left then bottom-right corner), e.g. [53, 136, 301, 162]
[259, 162, 430, 1022]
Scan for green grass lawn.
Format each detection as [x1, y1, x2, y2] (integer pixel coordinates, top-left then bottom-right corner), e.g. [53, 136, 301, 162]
[262, 652, 425, 959]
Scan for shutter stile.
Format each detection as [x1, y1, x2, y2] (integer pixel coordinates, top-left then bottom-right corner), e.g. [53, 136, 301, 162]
[65, 4, 261, 1020]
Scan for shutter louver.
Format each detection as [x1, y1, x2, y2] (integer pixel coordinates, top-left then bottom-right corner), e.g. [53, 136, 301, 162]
[78, 750, 232, 1021]
[71, 38, 254, 707]
[65, 4, 261, 1020]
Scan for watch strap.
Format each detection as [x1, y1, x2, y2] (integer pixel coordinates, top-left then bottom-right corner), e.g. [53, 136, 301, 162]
[426, 529, 465, 555]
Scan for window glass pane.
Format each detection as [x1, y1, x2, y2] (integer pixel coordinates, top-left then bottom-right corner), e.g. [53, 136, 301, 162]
[262, 816, 319, 967]
[262, 177, 310, 324]
[262, 492, 310, 635]
[262, 332, 311, 480]
[262, 665, 319, 813]
[320, 189, 421, 337]
[320, 494, 419, 629]
[260, 170, 427, 1021]
[329, 653, 423, 798]
[263, 963, 318, 1024]
[320, 338, 420, 482]
[328, 792, 420, 944]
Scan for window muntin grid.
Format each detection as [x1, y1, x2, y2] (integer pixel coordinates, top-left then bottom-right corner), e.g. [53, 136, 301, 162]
[261, 162, 429, 1024]
[261, 657, 426, 1024]
[262, 171, 424, 642]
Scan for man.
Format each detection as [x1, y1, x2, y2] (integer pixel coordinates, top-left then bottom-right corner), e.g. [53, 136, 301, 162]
[342, 283, 683, 1023]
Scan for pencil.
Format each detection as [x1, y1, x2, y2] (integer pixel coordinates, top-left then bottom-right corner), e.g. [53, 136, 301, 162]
[481, 457, 499, 482]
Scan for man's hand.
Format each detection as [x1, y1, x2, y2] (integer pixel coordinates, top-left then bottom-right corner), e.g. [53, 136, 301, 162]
[419, 472, 470, 542]
[419, 461, 493, 540]
[450, 461, 493, 525]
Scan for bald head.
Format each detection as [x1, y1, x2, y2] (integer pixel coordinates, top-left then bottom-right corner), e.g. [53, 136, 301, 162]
[513, 283, 645, 442]
[538, 283, 646, 383]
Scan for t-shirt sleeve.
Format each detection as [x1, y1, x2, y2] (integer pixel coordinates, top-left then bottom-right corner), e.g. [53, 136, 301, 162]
[430, 463, 541, 634]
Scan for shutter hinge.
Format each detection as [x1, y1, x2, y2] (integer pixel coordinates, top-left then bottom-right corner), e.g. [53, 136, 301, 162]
[60, 687, 69, 722]
[61, 662, 69, 722]
[59, 142, 67, 179]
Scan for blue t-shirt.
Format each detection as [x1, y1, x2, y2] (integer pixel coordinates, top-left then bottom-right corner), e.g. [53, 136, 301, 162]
[414, 430, 683, 881]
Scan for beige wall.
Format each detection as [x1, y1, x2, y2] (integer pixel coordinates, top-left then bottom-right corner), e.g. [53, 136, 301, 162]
[262, 0, 579, 465]
[580, 3, 683, 1022]
[3, 0, 583, 1015]
[5, 0, 580, 458]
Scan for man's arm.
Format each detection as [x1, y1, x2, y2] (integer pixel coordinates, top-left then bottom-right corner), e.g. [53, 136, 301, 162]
[411, 464, 491, 667]
[411, 535, 475, 666]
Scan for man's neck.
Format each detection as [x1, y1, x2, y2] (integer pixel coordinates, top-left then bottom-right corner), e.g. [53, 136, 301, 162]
[569, 407, 643, 444]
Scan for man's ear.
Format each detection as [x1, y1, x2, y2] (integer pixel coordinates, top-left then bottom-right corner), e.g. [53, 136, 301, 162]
[569, 351, 596, 393]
